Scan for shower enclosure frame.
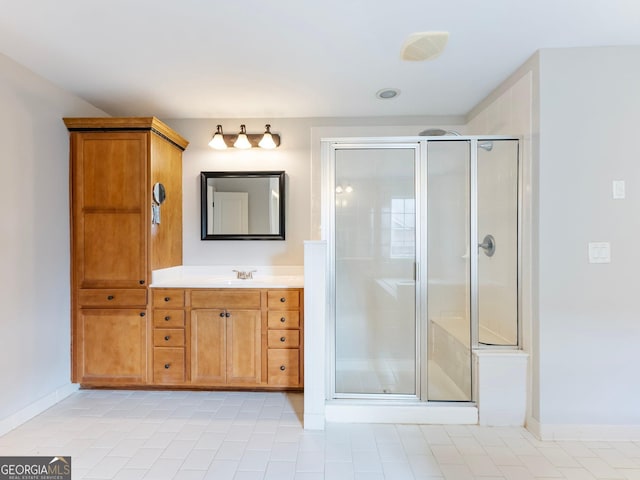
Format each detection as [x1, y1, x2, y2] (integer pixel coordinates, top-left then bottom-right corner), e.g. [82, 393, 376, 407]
[322, 135, 522, 404]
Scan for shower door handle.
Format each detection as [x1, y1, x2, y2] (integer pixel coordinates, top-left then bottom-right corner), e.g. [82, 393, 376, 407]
[479, 234, 496, 257]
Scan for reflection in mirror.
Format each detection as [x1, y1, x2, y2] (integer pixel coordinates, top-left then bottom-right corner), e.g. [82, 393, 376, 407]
[200, 171, 285, 240]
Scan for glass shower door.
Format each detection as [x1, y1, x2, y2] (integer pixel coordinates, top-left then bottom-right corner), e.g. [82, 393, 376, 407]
[477, 140, 519, 346]
[334, 147, 417, 396]
[426, 141, 472, 401]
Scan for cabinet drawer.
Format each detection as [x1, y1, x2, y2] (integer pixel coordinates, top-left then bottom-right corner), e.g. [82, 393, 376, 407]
[267, 290, 299, 309]
[267, 311, 300, 329]
[152, 289, 185, 308]
[268, 349, 300, 386]
[268, 330, 300, 348]
[78, 289, 147, 307]
[191, 289, 261, 309]
[153, 309, 185, 328]
[153, 328, 185, 347]
[267, 290, 300, 310]
[153, 347, 185, 384]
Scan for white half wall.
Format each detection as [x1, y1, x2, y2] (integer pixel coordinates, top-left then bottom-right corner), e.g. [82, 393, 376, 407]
[0, 53, 106, 434]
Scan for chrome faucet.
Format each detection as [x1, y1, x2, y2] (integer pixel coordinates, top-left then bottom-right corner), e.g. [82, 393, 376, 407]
[232, 269, 256, 280]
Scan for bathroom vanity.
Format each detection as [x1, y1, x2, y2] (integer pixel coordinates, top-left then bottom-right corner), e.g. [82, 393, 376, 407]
[151, 286, 303, 389]
[64, 118, 303, 391]
[149, 267, 304, 390]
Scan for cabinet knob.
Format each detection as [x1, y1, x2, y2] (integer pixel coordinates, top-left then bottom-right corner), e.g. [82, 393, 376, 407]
[140, 312, 145, 317]
[280, 337, 286, 342]
[164, 335, 170, 341]
[139, 280, 145, 285]
[219, 312, 225, 318]
[280, 317, 286, 323]
[280, 297, 286, 303]
[107, 295, 114, 300]
[164, 316, 171, 321]
[225, 312, 231, 318]
[280, 365, 286, 371]
[164, 363, 170, 369]
[164, 297, 171, 302]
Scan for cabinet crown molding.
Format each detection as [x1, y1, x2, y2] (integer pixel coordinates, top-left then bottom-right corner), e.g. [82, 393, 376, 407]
[63, 117, 189, 151]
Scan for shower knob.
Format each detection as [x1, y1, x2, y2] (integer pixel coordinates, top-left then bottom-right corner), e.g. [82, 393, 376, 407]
[479, 234, 496, 257]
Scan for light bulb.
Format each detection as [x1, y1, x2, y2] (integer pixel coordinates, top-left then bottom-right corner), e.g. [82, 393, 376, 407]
[208, 125, 227, 150]
[345, 185, 353, 193]
[234, 125, 252, 149]
[258, 124, 277, 149]
[335, 185, 343, 194]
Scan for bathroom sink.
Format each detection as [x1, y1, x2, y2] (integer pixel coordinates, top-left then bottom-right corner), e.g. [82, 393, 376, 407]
[150, 267, 304, 288]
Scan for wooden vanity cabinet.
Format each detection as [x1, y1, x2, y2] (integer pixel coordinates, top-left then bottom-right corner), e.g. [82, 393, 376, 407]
[77, 306, 148, 385]
[266, 290, 303, 387]
[66, 118, 188, 386]
[152, 289, 187, 385]
[149, 287, 303, 390]
[191, 289, 262, 387]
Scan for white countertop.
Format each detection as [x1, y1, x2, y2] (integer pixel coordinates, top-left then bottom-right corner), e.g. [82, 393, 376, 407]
[150, 265, 304, 288]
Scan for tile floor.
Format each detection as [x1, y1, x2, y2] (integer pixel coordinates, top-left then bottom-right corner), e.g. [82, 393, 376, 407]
[1, 390, 640, 479]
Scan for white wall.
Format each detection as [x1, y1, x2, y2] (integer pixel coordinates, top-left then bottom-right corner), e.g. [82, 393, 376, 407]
[469, 46, 640, 439]
[537, 47, 640, 434]
[166, 118, 314, 267]
[0, 53, 106, 432]
[165, 117, 464, 267]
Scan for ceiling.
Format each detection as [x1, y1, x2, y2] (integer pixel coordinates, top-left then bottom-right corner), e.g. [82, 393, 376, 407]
[1, 0, 639, 119]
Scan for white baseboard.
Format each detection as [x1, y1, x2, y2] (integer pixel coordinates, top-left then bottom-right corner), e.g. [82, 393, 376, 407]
[526, 416, 640, 441]
[0, 383, 79, 436]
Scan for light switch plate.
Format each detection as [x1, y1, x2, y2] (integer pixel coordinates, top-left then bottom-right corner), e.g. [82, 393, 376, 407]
[588, 242, 611, 263]
[613, 180, 625, 199]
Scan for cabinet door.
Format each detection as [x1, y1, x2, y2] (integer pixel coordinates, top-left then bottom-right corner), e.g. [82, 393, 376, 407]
[72, 132, 148, 288]
[227, 310, 262, 385]
[76, 308, 147, 384]
[191, 309, 226, 384]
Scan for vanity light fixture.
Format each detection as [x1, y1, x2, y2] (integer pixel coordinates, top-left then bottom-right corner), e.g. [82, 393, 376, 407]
[208, 124, 281, 150]
[233, 125, 252, 149]
[258, 124, 277, 149]
[208, 125, 227, 149]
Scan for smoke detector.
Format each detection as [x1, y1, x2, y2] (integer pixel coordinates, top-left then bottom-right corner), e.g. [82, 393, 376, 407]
[400, 31, 449, 61]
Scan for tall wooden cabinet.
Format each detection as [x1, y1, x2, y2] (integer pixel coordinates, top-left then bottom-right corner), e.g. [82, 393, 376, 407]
[65, 117, 189, 386]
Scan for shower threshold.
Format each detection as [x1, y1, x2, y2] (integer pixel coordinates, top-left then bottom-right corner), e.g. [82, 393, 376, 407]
[325, 400, 478, 425]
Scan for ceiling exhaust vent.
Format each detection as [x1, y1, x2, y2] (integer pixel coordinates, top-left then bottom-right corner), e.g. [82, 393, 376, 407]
[400, 31, 449, 61]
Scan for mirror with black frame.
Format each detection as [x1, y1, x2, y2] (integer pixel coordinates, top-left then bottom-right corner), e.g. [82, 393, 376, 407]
[200, 171, 285, 240]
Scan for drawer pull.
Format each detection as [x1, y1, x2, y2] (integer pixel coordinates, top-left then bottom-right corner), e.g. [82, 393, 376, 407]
[280, 337, 286, 342]
[280, 317, 286, 323]
[164, 363, 171, 369]
[164, 335, 170, 341]
[164, 297, 171, 302]
[140, 312, 145, 317]
[107, 295, 114, 300]
[164, 316, 171, 321]
[280, 297, 286, 303]
[280, 365, 286, 371]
